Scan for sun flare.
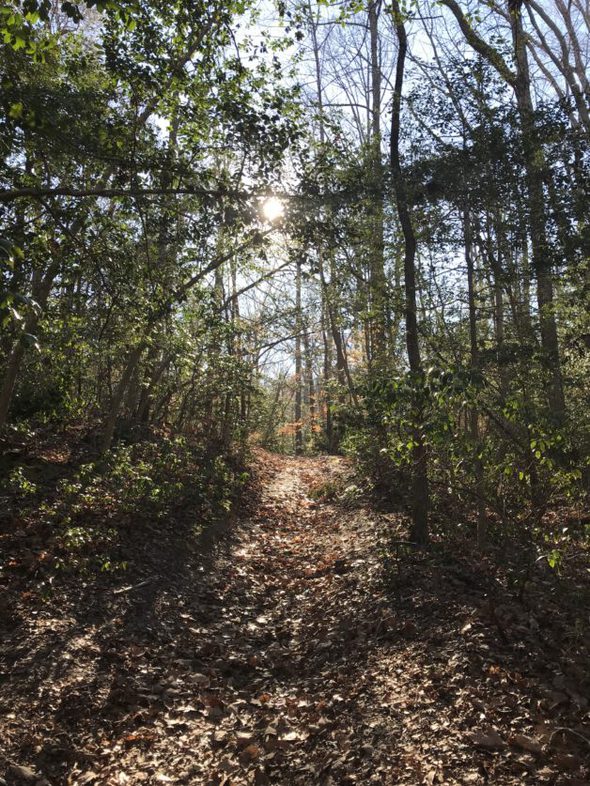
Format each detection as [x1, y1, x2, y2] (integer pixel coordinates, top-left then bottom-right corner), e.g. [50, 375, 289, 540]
[262, 196, 285, 222]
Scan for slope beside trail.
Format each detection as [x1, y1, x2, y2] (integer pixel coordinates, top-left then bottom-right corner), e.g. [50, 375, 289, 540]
[1, 452, 589, 785]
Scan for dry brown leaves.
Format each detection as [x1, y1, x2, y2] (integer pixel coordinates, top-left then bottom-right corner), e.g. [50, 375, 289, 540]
[0, 450, 589, 785]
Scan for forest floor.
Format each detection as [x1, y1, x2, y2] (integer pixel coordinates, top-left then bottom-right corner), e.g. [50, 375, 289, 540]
[1, 450, 589, 786]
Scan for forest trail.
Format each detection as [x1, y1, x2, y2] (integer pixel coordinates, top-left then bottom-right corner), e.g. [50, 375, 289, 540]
[1, 452, 589, 786]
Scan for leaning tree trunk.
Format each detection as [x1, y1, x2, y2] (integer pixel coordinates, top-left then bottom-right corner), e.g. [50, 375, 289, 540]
[99, 343, 147, 454]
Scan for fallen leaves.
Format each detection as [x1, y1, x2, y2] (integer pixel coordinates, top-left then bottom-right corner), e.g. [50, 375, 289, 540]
[510, 733, 544, 756]
[7, 764, 42, 784]
[1, 452, 589, 786]
[469, 728, 507, 751]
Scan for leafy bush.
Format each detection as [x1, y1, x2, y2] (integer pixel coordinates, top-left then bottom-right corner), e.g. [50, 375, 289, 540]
[8, 434, 249, 578]
[341, 366, 588, 543]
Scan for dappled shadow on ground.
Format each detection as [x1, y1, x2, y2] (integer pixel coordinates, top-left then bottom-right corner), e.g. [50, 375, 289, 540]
[0, 442, 276, 782]
[0, 451, 589, 785]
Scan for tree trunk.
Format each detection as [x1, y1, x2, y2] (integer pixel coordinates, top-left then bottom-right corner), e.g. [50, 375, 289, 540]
[390, 0, 429, 545]
[464, 206, 487, 548]
[295, 259, 304, 455]
[367, 0, 388, 371]
[303, 326, 316, 449]
[322, 295, 335, 452]
[508, 0, 565, 420]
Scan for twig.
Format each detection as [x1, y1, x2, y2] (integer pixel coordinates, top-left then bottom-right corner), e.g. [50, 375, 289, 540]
[114, 575, 159, 595]
[549, 727, 590, 748]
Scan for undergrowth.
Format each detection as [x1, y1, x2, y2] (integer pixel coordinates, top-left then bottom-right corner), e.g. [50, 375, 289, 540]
[0, 430, 249, 586]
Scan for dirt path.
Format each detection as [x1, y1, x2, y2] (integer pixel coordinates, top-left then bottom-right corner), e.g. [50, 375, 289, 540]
[1, 453, 589, 785]
[172, 453, 399, 785]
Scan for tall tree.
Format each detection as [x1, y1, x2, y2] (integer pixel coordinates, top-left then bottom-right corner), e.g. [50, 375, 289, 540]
[390, 0, 429, 544]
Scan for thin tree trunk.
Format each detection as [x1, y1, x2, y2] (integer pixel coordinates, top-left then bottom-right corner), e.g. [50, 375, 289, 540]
[465, 206, 487, 547]
[303, 327, 316, 449]
[390, 0, 429, 544]
[368, 0, 388, 370]
[295, 259, 303, 455]
[322, 295, 335, 452]
[486, 212, 509, 402]
[308, 0, 336, 451]
[0, 259, 59, 429]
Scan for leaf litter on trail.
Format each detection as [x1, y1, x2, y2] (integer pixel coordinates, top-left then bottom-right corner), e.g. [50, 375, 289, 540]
[1, 451, 589, 785]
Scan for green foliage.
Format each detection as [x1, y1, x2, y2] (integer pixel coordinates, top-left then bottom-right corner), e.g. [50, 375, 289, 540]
[0, 0, 588, 563]
[0, 0, 300, 456]
[342, 354, 588, 541]
[11, 434, 249, 578]
[6, 465, 37, 497]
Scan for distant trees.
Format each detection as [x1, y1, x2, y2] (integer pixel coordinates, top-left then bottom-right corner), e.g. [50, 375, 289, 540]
[269, 0, 589, 544]
[1, 0, 588, 546]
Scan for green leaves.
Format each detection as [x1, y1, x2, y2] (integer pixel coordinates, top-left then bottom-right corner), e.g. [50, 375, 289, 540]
[546, 549, 562, 571]
[0, 239, 16, 268]
[1, 287, 42, 329]
[21, 332, 41, 351]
